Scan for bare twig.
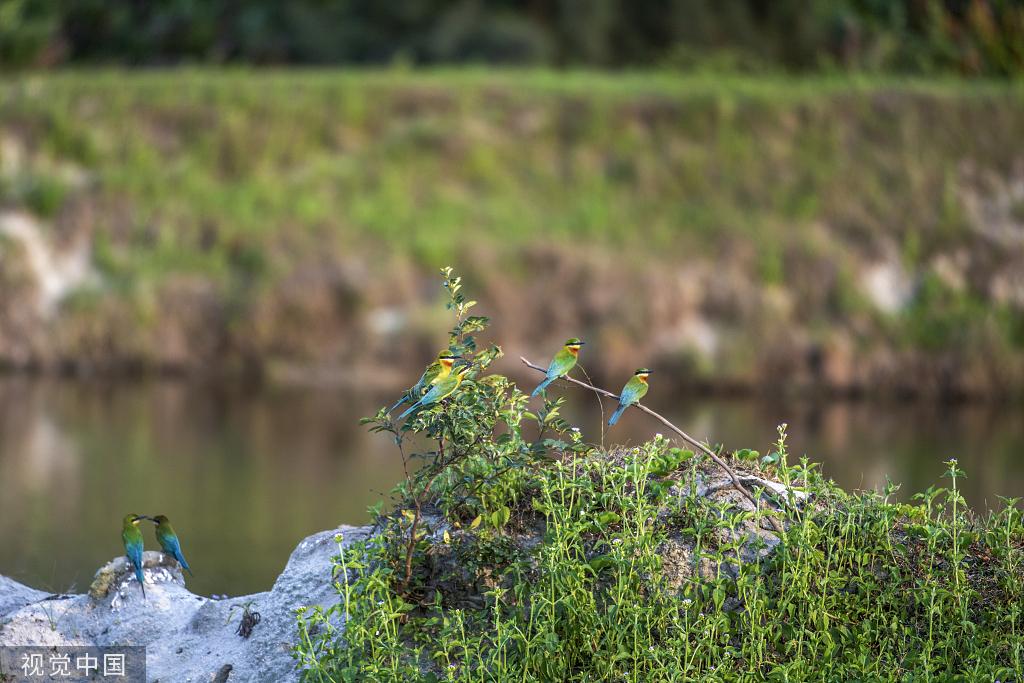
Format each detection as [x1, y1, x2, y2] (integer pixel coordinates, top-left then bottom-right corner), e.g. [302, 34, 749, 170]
[576, 363, 606, 451]
[401, 433, 465, 592]
[520, 356, 784, 534]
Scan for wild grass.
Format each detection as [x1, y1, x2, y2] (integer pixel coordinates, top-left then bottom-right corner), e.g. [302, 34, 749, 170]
[4, 69, 1023, 274]
[293, 271, 1024, 681]
[296, 432, 1024, 681]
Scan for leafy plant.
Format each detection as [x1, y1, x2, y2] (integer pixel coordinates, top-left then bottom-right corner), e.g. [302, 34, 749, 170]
[296, 270, 1024, 682]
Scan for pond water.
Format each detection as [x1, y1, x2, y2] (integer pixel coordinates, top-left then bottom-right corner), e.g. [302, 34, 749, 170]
[1, 376, 1021, 597]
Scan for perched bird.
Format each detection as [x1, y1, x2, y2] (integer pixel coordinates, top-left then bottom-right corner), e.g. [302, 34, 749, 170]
[531, 338, 585, 397]
[608, 368, 652, 426]
[398, 361, 472, 420]
[149, 515, 193, 577]
[389, 351, 457, 413]
[121, 513, 149, 598]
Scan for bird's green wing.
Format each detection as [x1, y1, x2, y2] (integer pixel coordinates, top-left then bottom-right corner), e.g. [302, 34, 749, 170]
[420, 373, 460, 406]
[619, 377, 648, 406]
[547, 348, 578, 378]
[122, 525, 143, 547]
[416, 362, 443, 393]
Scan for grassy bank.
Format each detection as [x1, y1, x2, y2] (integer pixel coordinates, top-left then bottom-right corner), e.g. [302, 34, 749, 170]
[1, 70, 1023, 394]
[6, 70, 1023, 263]
[294, 280, 1024, 680]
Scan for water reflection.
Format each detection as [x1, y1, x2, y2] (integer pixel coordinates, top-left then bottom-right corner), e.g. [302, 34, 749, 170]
[0, 377, 1021, 596]
[0, 379, 405, 597]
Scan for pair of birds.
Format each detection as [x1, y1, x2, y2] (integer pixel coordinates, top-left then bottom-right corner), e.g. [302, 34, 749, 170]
[531, 337, 651, 425]
[391, 352, 471, 420]
[121, 513, 192, 598]
[390, 339, 650, 427]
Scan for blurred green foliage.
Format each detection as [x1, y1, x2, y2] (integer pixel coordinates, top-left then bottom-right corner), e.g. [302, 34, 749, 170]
[2, 0, 1024, 76]
[3, 69, 1018, 283]
[1, 71, 1023, 389]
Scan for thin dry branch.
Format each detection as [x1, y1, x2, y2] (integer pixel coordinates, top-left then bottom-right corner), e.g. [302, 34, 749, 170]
[520, 356, 785, 534]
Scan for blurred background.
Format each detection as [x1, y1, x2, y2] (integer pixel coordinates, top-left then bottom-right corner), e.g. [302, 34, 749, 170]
[1, 0, 1023, 596]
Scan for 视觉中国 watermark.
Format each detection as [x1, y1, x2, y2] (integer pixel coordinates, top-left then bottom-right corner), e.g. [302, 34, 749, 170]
[0, 646, 145, 682]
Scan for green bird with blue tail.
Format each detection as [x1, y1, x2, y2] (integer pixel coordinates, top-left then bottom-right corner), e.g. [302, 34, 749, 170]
[121, 513, 149, 598]
[148, 515, 193, 577]
[608, 368, 652, 425]
[531, 338, 584, 397]
[388, 352, 457, 414]
[398, 361, 472, 420]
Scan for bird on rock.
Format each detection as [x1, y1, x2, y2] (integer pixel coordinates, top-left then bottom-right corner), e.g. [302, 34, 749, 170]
[121, 513, 149, 598]
[149, 514, 193, 577]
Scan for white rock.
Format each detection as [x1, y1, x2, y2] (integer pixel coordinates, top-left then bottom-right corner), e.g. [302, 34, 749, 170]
[0, 210, 98, 317]
[0, 574, 48, 619]
[0, 525, 373, 682]
[860, 261, 914, 314]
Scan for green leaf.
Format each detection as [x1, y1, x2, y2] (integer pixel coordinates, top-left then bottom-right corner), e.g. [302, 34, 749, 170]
[588, 555, 615, 572]
[490, 505, 511, 528]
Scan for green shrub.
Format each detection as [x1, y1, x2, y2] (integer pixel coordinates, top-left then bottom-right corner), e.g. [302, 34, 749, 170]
[0, 172, 69, 218]
[294, 270, 1024, 681]
[24, 173, 68, 217]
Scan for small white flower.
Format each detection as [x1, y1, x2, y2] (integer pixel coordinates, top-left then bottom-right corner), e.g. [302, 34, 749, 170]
[571, 426, 580, 433]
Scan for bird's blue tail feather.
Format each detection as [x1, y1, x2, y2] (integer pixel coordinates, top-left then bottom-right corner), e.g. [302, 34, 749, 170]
[398, 399, 422, 420]
[177, 552, 194, 576]
[129, 556, 146, 599]
[608, 404, 627, 426]
[531, 376, 556, 397]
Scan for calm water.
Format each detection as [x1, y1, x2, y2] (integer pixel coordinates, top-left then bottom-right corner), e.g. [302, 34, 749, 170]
[1, 376, 1022, 597]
